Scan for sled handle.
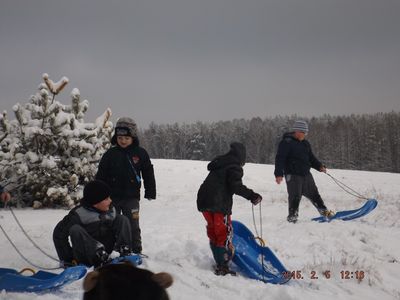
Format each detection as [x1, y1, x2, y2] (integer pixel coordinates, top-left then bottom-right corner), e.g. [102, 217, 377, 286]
[254, 236, 266, 247]
[19, 268, 36, 275]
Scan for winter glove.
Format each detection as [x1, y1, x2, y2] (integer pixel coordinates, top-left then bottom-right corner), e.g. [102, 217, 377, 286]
[144, 191, 156, 200]
[250, 193, 262, 205]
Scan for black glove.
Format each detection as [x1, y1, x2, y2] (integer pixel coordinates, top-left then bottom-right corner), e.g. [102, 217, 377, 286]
[144, 192, 155, 200]
[250, 193, 262, 205]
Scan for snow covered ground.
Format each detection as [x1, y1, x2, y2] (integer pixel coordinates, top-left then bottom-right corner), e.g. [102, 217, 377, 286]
[1, 159, 399, 300]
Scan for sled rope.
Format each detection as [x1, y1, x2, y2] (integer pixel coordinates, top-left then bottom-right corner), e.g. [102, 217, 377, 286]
[251, 204, 264, 244]
[7, 205, 60, 262]
[0, 222, 60, 270]
[326, 173, 369, 200]
[251, 203, 266, 282]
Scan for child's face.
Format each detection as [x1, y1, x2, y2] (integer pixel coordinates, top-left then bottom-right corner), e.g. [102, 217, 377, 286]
[117, 136, 133, 148]
[93, 196, 112, 212]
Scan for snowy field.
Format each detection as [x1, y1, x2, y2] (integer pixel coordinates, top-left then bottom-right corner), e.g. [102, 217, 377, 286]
[1, 159, 399, 300]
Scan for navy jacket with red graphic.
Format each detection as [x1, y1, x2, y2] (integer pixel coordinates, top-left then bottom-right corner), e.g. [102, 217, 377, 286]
[96, 139, 156, 200]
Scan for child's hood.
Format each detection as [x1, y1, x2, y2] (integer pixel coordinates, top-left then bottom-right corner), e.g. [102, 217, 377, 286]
[207, 142, 246, 171]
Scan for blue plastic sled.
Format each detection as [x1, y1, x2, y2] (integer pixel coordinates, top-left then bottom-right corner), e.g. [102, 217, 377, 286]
[312, 199, 378, 223]
[0, 265, 87, 293]
[232, 220, 290, 284]
[0, 254, 142, 293]
[110, 254, 143, 266]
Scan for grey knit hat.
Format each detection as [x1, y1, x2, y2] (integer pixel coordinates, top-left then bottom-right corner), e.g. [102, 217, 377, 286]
[115, 117, 138, 138]
[292, 120, 309, 133]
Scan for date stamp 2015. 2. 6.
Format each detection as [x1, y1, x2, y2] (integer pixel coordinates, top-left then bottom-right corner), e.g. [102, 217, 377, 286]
[282, 270, 365, 281]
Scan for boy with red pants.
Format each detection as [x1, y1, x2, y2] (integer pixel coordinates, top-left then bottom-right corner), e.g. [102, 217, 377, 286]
[197, 142, 262, 275]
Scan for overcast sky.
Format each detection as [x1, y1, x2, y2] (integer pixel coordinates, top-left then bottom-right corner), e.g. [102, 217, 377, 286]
[1, 0, 399, 127]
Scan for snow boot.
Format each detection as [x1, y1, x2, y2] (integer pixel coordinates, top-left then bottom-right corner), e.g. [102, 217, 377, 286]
[210, 244, 236, 275]
[214, 263, 236, 276]
[94, 248, 111, 268]
[132, 245, 142, 254]
[287, 212, 298, 223]
[117, 245, 132, 257]
[319, 209, 335, 218]
[287, 208, 298, 223]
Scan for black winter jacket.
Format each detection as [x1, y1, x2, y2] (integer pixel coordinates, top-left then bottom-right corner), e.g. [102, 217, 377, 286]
[96, 139, 156, 200]
[274, 132, 323, 177]
[53, 205, 119, 263]
[197, 143, 256, 215]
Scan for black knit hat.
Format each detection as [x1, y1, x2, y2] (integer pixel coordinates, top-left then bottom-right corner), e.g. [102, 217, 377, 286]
[82, 180, 111, 207]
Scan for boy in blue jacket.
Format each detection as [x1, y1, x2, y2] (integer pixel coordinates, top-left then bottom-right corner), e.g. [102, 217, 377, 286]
[274, 120, 333, 223]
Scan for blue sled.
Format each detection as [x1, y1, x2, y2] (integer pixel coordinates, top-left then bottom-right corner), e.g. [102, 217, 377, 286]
[312, 199, 378, 223]
[232, 220, 290, 284]
[0, 254, 142, 293]
[110, 254, 143, 266]
[0, 265, 87, 293]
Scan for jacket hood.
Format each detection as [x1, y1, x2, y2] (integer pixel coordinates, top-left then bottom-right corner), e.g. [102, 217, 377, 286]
[228, 142, 246, 165]
[207, 142, 246, 171]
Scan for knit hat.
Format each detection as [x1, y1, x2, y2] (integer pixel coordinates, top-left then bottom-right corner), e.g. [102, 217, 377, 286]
[82, 180, 111, 206]
[292, 120, 309, 133]
[114, 117, 138, 138]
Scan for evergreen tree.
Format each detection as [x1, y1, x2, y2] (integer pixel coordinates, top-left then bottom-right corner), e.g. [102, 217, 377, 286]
[0, 74, 112, 208]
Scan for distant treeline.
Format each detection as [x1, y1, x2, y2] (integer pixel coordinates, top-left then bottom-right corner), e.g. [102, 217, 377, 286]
[139, 111, 400, 173]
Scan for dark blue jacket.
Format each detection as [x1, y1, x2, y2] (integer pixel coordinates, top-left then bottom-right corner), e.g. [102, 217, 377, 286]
[96, 139, 156, 200]
[274, 133, 323, 177]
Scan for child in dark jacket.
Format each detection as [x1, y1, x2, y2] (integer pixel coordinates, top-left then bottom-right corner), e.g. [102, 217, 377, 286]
[53, 180, 132, 267]
[274, 120, 332, 223]
[197, 142, 262, 276]
[96, 117, 156, 254]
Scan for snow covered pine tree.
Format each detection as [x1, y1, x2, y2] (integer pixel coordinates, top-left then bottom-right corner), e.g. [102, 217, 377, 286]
[0, 73, 113, 208]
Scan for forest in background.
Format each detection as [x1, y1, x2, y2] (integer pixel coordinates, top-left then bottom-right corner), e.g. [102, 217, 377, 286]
[139, 111, 400, 173]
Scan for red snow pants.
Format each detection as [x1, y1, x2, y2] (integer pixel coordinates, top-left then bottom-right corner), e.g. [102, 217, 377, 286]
[202, 212, 233, 249]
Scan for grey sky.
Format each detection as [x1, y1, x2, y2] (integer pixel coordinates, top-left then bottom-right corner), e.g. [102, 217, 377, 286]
[1, 0, 399, 127]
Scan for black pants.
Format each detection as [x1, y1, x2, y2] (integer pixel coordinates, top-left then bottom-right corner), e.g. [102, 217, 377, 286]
[69, 214, 131, 266]
[285, 173, 327, 216]
[113, 198, 142, 253]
